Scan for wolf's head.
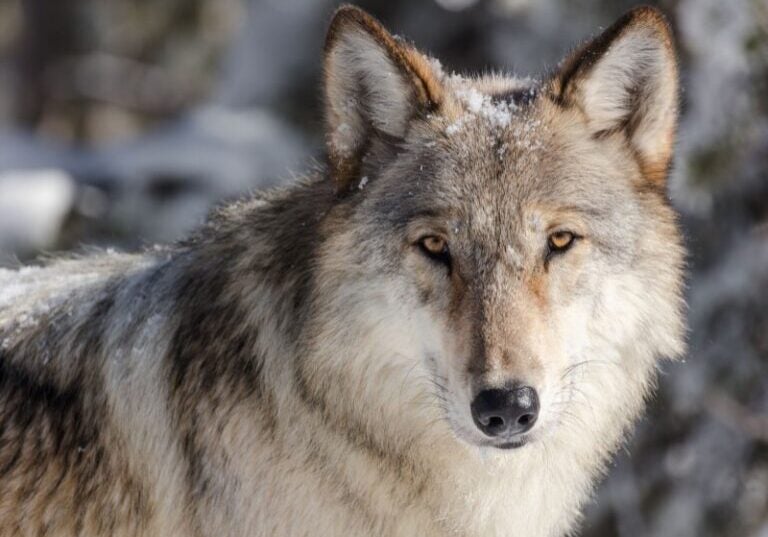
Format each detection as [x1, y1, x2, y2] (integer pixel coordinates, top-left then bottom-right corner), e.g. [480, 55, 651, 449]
[307, 5, 685, 454]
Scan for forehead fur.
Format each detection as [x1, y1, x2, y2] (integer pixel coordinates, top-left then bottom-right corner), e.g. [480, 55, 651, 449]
[386, 74, 569, 204]
[356, 71, 650, 260]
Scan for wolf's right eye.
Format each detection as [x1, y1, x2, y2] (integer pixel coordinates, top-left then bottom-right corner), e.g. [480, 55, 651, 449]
[417, 236, 452, 268]
[545, 230, 579, 263]
[548, 231, 575, 252]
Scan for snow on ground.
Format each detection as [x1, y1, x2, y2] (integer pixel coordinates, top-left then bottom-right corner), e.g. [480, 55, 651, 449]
[0, 170, 75, 255]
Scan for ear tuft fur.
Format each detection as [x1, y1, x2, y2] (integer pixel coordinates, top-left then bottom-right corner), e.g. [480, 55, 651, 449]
[323, 5, 443, 194]
[550, 6, 679, 184]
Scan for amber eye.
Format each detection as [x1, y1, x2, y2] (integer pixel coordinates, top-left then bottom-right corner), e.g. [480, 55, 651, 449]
[417, 236, 451, 267]
[548, 231, 576, 253]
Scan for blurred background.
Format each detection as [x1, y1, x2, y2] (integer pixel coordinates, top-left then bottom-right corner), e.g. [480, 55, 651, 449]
[0, 0, 766, 535]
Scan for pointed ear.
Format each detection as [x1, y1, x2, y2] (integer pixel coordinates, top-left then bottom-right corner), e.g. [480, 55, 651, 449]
[549, 6, 679, 184]
[323, 5, 443, 194]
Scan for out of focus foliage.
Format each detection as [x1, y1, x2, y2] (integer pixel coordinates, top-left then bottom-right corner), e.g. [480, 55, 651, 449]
[0, 1, 766, 535]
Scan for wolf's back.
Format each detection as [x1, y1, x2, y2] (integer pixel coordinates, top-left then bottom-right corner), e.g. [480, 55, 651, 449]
[0, 253, 149, 330]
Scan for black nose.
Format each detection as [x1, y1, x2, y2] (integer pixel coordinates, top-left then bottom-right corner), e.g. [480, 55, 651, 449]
[470, 386, 539, 437]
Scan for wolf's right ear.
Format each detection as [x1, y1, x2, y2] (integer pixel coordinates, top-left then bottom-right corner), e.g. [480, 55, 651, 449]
[323, 5, 443, 194]
[549, 6, 679, 185]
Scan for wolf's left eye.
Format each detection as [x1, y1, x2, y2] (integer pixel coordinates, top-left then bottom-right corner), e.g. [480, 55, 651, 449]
[547, 231, 576, 254]
[417, 236, 451, 268]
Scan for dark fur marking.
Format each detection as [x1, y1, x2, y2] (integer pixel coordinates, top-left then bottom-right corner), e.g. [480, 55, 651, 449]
[0, 277, 152, 535]
[293, 355, 431, 507]
[491, 86, 539, 107]
[301, 438, 381, 532]
[167, 260, 272, 520]
[465, 285, 489, 377]
[167, 179, 337, 527]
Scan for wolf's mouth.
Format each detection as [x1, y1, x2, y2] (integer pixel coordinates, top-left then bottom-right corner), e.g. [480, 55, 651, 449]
[489, 437, 528, 450]
[491, 438, 528, 449]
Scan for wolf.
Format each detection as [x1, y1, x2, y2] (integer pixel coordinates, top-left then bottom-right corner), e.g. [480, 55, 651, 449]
[0, 5, 684, 537]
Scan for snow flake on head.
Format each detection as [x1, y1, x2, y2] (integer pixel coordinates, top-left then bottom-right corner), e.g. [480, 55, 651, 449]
[427, 56, 446, 80]
[451, 87, 517, 132]
[441, 82, 547, 162]
[332, 122, 356, 157]
[511, 117, 544, 153]
[445, 119, 466, 136]
[505, 244, 524, 268]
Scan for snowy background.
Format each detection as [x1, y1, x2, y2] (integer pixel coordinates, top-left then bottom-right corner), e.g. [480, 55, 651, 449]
[0, 0, 766, 535]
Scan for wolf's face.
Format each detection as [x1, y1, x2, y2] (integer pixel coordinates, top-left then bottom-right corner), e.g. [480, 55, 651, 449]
[314, 7, 685, 451]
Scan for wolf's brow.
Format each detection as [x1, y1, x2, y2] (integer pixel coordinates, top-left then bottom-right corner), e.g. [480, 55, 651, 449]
[553, 204, 611, 219]
[406, 209, 450, 220]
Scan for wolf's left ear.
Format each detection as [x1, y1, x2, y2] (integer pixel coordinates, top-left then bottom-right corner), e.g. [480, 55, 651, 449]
[323, 5, 443, 194]
[549, 6, 679, 184]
